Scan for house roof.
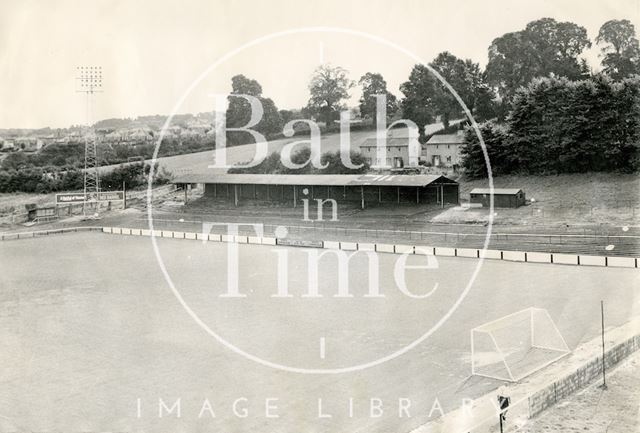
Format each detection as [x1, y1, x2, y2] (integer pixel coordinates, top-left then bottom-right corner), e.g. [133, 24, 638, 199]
[426, 133, 465, 145]
[172, 173, 457, 187]
[359, 137, 419, 148]
[470, 188, 523, 195]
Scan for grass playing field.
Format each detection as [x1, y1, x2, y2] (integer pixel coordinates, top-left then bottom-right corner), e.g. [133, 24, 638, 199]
[0, 232, 638, 433]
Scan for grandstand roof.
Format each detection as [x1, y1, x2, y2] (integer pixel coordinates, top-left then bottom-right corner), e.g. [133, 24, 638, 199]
[172, 173, 457, 187]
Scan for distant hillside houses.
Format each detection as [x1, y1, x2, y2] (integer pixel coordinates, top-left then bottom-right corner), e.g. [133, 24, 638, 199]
[0, 120, 215, 153]
[97, 121, 212, 144]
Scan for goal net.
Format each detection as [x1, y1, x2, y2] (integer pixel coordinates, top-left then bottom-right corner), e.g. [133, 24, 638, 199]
[471, 307, 570, 382]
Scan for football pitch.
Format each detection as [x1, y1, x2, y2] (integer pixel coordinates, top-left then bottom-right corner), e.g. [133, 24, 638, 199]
[0, 232, 638, 433]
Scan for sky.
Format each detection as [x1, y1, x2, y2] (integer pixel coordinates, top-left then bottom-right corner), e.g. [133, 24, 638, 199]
[0, 0, 638, 129]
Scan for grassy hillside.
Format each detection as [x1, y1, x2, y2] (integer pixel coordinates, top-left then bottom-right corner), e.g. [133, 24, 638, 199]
[441, 172, 640, 227]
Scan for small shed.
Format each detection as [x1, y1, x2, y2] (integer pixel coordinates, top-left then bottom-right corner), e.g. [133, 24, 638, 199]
[25, 204, 58, 222]
[469, 188, 526, 208]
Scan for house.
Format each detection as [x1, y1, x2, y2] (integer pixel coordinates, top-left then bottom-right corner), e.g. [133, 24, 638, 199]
[15, 137, 43, 152]
[424, 131, 465, 167]
[186, 120, 210, 135]
[358, 136, 421, 168]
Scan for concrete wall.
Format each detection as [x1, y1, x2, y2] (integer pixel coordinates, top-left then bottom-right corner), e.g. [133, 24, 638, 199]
[528, 334, 640, 418]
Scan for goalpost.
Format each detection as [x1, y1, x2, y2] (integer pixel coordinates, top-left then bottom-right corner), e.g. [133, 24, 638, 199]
[471, 307, 571, 382]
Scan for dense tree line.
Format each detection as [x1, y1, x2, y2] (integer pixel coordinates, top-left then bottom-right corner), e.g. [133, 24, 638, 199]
[228, 148, 369, 175]
[461, 75, 640, 177]
[1, 136, 213, 171]
[0, 162, 171, 194]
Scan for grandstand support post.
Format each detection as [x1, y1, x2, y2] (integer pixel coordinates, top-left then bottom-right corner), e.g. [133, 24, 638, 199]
[293, 185, 297, 208]
[234, 185, 239, 207]
[360, 186, 365, 210]
[441, 185, 445, 208]
[123, 181, 126, 209]
[601, 300, 607, 389]
[416, 187, 419, 204]
[378, 186, 381, 203]
[397, 186, 400, 204]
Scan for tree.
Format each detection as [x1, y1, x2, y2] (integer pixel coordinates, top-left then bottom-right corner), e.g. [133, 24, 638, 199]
[306, 65, 355, 126]
[279, 109, 295, 124]
[429, 52, 489, 128]
[228, 148, 369, 174]
[486, 18, 591, 103]
[461, 76, 640, 177]
[508, 75, 640, 174]
[596, 19, 640, 80]
[461, 121, 511, 178]
[400, 64, 438, 141]
[225, 74, 283, 145]
[358, 72, 398, 125]
[319, 151, 369, 174]
[473, 82, 499, 121]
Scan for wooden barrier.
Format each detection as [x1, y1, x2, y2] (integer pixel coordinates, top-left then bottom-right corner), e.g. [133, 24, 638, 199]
[434, 247, 456, 257]
[607, 256, 636, 268]
[395, 244, 414, 254]
[414, 246, 435, 256]
[376, 244, 395, 253]
[341, 241, 358, 251]
[503, 250, 526, 262]
[358, 243, 376, 252]
[528, 252, 552, 263]
[457, 248, 478, 258]
[579, 255, 606, 267]
[479, 249, 502, 260]
[553, 253, 579, 265]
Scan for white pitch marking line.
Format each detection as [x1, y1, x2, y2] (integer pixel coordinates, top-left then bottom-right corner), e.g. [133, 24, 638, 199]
[320, 337, 326, 359]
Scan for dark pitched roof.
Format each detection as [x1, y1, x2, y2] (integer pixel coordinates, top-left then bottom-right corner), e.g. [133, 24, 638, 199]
[470, 188, 523, 195]
[172, 173, 457, 187]
[359, 137, 418, 148]
[425, 133, 465, 145]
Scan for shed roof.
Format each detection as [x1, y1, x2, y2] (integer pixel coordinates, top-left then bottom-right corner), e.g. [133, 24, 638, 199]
[426, 133, 465, 145]
[172, 173, 457, 187]
[470, 188, 523, 195]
